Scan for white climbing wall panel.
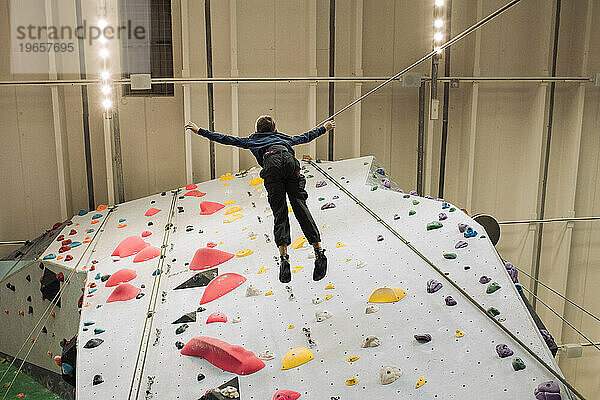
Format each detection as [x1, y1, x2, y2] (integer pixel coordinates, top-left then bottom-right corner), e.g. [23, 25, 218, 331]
[73, 156, 569, 400]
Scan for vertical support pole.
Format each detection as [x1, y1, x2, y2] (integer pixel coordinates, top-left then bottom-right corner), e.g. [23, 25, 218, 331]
[328, 0, 335, 161]
[112, 110, 125, 203]
[417, 81, 425, 195]
[44, 0, 68, 219]
[353, 0, 363, 158]
[205, 0, 216, 179]
[181, 0, 193, 184]
[308, 0, 317, 158]
[230, 0, 240, 173]
[103, 112, 115, 205]
[438, 0, 452, 199]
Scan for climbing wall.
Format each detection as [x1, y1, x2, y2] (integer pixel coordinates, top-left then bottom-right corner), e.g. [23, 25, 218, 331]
[68, 156, 569, 399]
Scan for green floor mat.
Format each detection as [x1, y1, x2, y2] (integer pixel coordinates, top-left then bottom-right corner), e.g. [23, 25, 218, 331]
[0, 359, 63, 400]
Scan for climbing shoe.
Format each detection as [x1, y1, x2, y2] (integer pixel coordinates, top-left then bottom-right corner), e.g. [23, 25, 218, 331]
[279, 254, 291, 284]
[313, 248, 327, 281]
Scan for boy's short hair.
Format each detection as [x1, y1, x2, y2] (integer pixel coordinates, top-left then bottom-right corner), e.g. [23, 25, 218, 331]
[256, 115, 276, 132]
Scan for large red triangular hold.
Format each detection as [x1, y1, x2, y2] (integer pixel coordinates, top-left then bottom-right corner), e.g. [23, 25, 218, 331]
[189, 248, 234, 271]
[111, 236, 149, 258]
[184, 190, 206, 198]
[106, 284, 141, 303]
[133, 246, 161, 263]
[273, 390, 302, 400]
[180, 337, 265, 375]
[105, 269, 137, 287]
[200, 273, 246, 305]
[185, 184, 198, 190]
[145, 208, 161, 217]
[199, 201, 225, 215]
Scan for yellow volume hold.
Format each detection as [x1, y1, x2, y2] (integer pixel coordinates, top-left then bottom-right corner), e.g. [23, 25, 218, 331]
[281, 347, 314, 370]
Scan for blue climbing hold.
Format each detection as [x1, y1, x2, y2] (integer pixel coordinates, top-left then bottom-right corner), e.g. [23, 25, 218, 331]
[62, 362, 73, 375]
[43, 254, 56, 260]
[464, 227, 478, 238]
[119, 218, 126, 223]
[92, 214, 102, 219]
[442, 202, 450, 209]
[95, 273, 101, 280]
[403, 194, 410, 199]
[89, 288, 97, 294]
[94, 328, 105, 334]
[152, 269, 162, 276]
[376, 168, 385, 175]
[83, 321, 95, 326]
[70, 242, 82, 248]
[78, 210, 88, 216]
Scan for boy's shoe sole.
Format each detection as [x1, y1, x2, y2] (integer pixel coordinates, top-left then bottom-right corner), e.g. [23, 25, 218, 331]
[313, 251, 327, 281]
[279, 258, 292, 283]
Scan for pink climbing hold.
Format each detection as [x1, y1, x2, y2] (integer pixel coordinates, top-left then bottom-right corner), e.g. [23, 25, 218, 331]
[111, 236, 150, 258]
[200, 273, 247, 305]
[199, 201, 225, 215]
[107, 283, 141, 303]
[141, 231, 152, 238]
[186, 184, 198, 190]
[133, 246, 161, 263]
[273, 390, 302, 400]
[105, 269, 137, 287]
[206, 312, 227, 324]
[184, 190, 207, 198]
[189, 248, 235, 271]
[145, 208, 161, 217]
[180, 336, 265, 375]
[206, 242, 217, 248]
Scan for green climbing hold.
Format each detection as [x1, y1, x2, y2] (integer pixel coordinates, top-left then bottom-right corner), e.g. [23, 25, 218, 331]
[371, 186, 378, 191]
[427, 221, 443, 230]
[413, 200, 420, 205]
[316, 159, 322, 163]
[481, 235, 486, 238]
[372, 173, 378, 178]
[487, 307, 500, 317]
[486, 282, 501, 294]
[449, 207, 456, 212]
[512, 358, 526, 371]
[318, 197, 325, 201]
[328, 167, 332, 169]
[443, 253, 457, 259]
[307, 175, 314, 178]
[364, 162, 369, 165]
[409, 210, 416, 216]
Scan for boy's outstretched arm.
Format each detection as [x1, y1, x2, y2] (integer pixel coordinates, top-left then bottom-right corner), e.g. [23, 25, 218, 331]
[185, 121, 249, 148]
[290, 120, 335, 146]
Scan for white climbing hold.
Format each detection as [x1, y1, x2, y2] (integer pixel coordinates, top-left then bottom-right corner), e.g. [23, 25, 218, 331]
[312, 296, 324, 305]
[245, 285, 262, 297]
[315, 310, 332, 322]
[356, 260, 367, 269]
[365, 305, 380, 314]
[379, 365, 402, 385]
[217, 386, 240, 398]
[232, 316, 242, 323]
[258, 350, 275, 360]
[361, 336, 381, 348]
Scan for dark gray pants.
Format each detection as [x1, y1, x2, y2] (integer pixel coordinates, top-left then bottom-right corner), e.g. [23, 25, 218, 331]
[260, 150, 321, 247]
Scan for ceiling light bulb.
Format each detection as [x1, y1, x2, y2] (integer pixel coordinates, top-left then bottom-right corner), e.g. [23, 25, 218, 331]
[434, 19, 444, 28]
[101, 70, 110, 80]
[99, 48, 109, 58]
[102, 98, 113, 109]
[435, 0, 444, 7]
[101, 85, 111, 95]
[98, 19, 108, 29]
[434, 32, 443, 42]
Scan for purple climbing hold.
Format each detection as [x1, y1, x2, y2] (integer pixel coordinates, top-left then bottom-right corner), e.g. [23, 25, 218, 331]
[540, 329, 557, 352]
[427, 279, 442, 293]
[414, 334, 432, 343]
[393, 214, 400, 220]
[505, 262, 518, 283]
[321, 203, 336, 210]
[458, 223, 468, 233]
[445, 296, 457, 306]
[332, 195, 339, 200]
[534, 381, 561, 400]
[316, 181, 327, 188]
[496, 344, 514, 358]
[455, 241, 468, 249]
[479, 276, 491, 284]
[396, 189, 403, 193]
[377, 235, 384, 242]
[439, 213, 447, 221]
[409, 190, 418, 196]
[382, 179, 391, 188]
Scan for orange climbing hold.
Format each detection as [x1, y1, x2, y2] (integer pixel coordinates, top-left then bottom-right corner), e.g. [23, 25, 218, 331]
[200, 273, 247, 305]
[107, 283, 141, 303]
[180, 336, 265, 375]
[199, 201, 225, 215]
[141, 231, 152, 237]
[96, 205, 106, 211]
[189, 248, 235, 270]
[133, 246, 161, 263]
[145, 208, 161, 217]
[105, 269, 137, 287]
[112, 236, 149, 258]
[117, 224, 127, 229]
[184, 190, 206, 198]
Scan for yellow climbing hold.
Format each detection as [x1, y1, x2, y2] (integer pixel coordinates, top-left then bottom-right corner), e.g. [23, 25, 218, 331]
[292, 266, 304, 273]
[249, 176, 264, 186]
[220, 173, 233, 181]
[222, 183, 229, 187]
[345, 377, 359, 386]
[325, 284, 335, 290]
[224, 206, 242, 215]
[224, 213, 243, 223]
[265, 290, 273, 296]
[324, 294, 333, 301]
[257, 266, 270, 274]
[291, 236, 307, 249]
[288, 206, 293, 213]
[281, 347, 314, 370]
[336, 242, 346, 248]
[250, 236, 256, 240]
[416, 377, 427, 389]
[346, 258, 352, 262]
[236, 249, 253, 257]
[288, 325, 295, 329]
[368, 287, 407, 303]
[346, 356, 360, 363]
[455, 329, 464, 338]
[224, 200, 236, 205]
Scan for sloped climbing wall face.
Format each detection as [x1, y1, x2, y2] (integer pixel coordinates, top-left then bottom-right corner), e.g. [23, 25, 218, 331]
[76, 157, 566, 400]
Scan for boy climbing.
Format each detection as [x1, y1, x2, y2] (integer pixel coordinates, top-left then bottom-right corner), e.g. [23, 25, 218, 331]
[184, 116, 335, 284]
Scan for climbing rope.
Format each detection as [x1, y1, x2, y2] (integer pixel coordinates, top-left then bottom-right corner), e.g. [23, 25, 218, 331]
[514, 266, 600, 325]
[0, 208, 115, 400]
[312, 0, 523, 129]
[127, 190, 179, 400]
[307, 159, 585, 400]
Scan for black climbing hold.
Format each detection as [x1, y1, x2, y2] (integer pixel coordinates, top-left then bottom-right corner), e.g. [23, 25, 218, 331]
[172, 312, 197, 324]
[161, 192, 166, 196]
[148, 222, 153, 226]
[6, 283, 15, 291]
[197, 307, 206, 312]
[28, 306, 33, 314]
[41, 326, 47, 334]
[141, 284, 145, 289]
[179, 196, 184, 200]
[100, 274, 111, 282]
[414, 334, 432, 343]
[83, 338, 104, 349]
[175, 324, 189, 335]
[136, 293, 145, 299]
[151, 200, 156, 204]
[464, 266, 471, 270]
[175, 341, 185, 349]
[93, 374, 104, 385]
[40, 268, 61, 307]
[219, 376, 239, 392]
[26, 296, 31, 302]
[197, 373, 205, 382]
[174, 269, 218, 290]
[26, 275, 31, 282]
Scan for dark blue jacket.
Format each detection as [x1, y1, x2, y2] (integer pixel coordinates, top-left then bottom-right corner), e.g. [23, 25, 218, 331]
[197, 126, 327, 167]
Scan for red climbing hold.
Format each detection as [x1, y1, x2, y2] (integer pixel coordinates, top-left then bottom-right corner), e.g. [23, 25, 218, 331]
[17, 393, 25, 398]
[186, 184, 198, 190]
[54, 355, 61, 366]
[107, 283, 141, 303]
[189, 248, 235, 271]
[105, 269, 137, 287]
[65, 255, 73, 262]
[56, 272, 64, 282]
[58, 246, 70, 253]
[141, 231, 152, 238]
[206, 312, 227, 324]
[52, 222, 62, 230]
[273, 390, 302, 400]
[133, 246, 161, 263]
[69, 229, 77, 235]
[207, 242, 217, 248]
[56, 235, 64, 242]
[184, 190, 206, 198]
[4, 309, 8, 314]
[200, 273, 246, 305]
[19, 311, 24, 316]
[199, 201, 225, 215]
[61, 239, 72, 246]
[180, 337, 265, 375]
[145, 208, 161, 217]
[111, 236, 150, 258]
